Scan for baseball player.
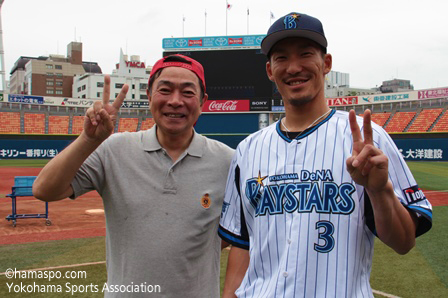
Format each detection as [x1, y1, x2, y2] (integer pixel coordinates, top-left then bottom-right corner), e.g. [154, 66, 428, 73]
[219, 12, 432, 297]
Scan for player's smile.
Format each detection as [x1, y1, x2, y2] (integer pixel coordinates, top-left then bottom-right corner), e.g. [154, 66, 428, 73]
[284, 77, 310, 87]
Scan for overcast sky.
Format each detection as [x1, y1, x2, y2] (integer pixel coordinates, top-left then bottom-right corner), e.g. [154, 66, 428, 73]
[2, 0, 448, 90]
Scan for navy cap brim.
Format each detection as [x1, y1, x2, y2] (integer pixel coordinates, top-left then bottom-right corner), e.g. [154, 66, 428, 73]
[261, 30, 328, 55]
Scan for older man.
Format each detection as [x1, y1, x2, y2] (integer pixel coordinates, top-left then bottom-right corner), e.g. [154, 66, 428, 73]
[34, 54, 234, 297]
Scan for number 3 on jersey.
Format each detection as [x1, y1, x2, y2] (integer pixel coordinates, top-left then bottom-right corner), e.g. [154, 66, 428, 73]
[314, 220, 335, 253]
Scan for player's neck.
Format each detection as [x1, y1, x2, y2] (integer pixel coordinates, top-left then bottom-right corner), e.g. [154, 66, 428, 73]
[283, 102, 331, 132]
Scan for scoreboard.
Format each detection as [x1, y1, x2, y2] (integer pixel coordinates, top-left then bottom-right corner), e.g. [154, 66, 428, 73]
[163, 49, 274, 100]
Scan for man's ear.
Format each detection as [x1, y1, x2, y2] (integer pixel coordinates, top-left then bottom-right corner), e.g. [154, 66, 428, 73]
[323, 53, 332, 75]
[201, 93, 208, 109]
[266, 61, 275, 82]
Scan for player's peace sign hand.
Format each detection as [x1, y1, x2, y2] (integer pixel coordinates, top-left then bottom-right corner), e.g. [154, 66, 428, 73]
[346, 109, 389, 191]
[84, 75, 129, 142]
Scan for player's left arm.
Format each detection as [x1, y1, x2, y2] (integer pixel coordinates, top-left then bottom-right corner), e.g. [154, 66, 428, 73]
[222, 245, 250, 298]
[346, 109, 418, 255]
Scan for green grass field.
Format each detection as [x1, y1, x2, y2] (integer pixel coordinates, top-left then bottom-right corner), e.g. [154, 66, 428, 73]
[0, 159, 49, 168]
[407, 161, 448, 191]
[0, 160, 446, 297]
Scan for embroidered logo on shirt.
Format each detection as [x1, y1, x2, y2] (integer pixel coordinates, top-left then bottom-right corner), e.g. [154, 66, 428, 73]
[201, 193, 211, 209]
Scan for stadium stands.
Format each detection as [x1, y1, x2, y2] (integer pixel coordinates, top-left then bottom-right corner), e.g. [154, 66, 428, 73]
[432, 110, 448, 132]
[0, 98, 446, 135]
[371, 112, 391, 127]
[385, 111, 416, 133]
[72, 116, 85, 134]
[118, 117, 139, 132]
[24, 113, 45, 134]
[48, 115, 70, 134]
[407, 108, 443, 132]
[0, 112, 21, 133]
[140, 118, 155, 130]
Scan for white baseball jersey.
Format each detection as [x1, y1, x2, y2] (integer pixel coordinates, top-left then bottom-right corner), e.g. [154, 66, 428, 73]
[219, 110, 432, 298]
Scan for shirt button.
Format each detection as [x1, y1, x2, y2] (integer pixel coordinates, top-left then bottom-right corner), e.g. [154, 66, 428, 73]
[283, 272, 288, 277]
[287, 239, 292, 244]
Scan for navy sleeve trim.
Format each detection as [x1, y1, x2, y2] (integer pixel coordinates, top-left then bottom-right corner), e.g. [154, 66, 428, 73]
[364, 190, 377, 236]
[365, 189, 433, 238]
[406, 205, 433, 237]
[235, 165, 241, 197]
[218, 226, 249, 250]
[234, 165, 249, 241]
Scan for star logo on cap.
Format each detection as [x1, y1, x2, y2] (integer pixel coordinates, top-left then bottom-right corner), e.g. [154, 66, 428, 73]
[284, 13, 300, 29]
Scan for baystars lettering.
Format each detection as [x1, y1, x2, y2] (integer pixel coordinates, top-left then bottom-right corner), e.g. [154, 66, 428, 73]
[245, 170, 356, 216]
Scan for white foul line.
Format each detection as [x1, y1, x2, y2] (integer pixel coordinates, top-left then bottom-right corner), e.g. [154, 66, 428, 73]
[372, 289, 401, 298]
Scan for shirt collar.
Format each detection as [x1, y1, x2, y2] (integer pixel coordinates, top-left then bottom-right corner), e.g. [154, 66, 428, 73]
[141, 125, 205, 158]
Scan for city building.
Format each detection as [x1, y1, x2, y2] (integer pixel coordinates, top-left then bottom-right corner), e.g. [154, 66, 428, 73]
[325, 86, 378, 98]
[9, 42, 101, 97]
[9, 56, 33, 95]
[325, 70, 350, 89]
[324, 70, 377, 97]
[380, 78, 414, 93]
[72, 49, 151, 101]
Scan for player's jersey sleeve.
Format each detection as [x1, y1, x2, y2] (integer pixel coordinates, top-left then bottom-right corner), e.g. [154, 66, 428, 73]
[373, 126, 433, 237]
[218, 151, 250, 250]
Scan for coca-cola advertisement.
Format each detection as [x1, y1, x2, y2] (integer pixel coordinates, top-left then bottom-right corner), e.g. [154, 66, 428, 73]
[202, 100, 250, 112]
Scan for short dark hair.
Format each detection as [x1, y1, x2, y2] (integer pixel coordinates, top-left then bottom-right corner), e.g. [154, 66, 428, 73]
[148, 55, 206, 103]
[267, 39, 327, 61]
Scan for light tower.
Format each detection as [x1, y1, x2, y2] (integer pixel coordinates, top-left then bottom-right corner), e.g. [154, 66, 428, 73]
[0, 0, 6, 95]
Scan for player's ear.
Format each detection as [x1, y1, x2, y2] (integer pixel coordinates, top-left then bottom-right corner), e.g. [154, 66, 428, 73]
[266, 61, 275, 82]
[323, 53, 332, 75]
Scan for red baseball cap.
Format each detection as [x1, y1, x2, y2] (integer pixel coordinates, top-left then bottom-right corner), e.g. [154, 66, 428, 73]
[149, 54, 206, 90]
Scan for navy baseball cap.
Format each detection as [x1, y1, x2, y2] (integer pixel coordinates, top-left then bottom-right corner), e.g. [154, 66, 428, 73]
[261, 12, 327, 56]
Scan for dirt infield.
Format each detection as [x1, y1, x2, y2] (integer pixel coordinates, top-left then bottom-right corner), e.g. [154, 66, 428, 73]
[0, 167, 105, 245]
[421, 190, 448, 207]
[0, 167, 447, 246]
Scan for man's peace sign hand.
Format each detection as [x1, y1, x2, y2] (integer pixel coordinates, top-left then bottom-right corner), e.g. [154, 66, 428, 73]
[346, 109, 389, 191]
[83, 75, 129, 142]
